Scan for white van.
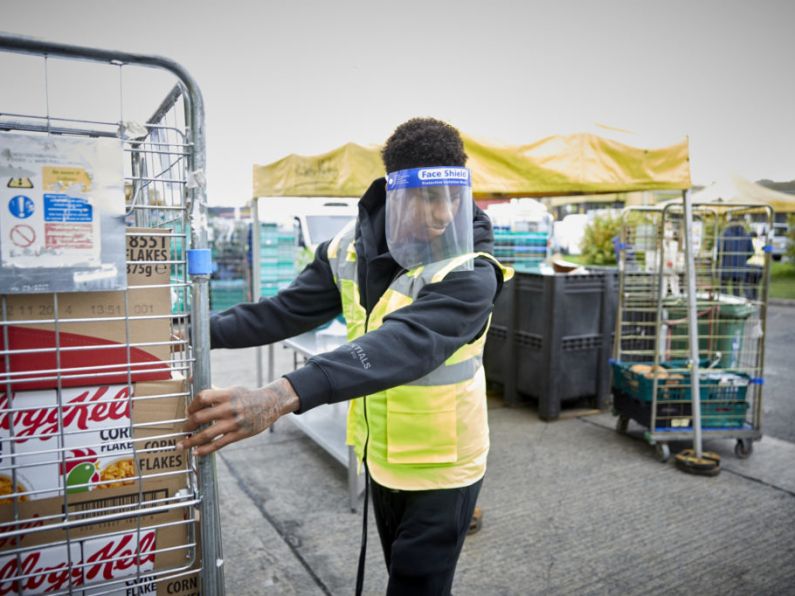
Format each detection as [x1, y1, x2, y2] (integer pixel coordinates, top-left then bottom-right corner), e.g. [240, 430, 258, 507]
[771, 221, 790, 261]
[254, 197, 358, 267]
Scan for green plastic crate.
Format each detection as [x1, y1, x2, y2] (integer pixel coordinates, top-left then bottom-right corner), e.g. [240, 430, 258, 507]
[611, 361, 749, 404]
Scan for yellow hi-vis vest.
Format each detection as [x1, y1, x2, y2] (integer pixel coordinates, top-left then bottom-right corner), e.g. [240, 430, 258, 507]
[326, 225, 514, 490]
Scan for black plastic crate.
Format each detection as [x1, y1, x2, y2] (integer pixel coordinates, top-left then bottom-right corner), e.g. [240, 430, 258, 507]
[483, 272, 514, 386]
[484, 269, 619, 420]
[483, 324, 509, 385]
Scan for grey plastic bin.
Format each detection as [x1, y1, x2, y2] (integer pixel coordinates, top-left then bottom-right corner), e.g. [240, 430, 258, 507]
[484, 269, 619, 420]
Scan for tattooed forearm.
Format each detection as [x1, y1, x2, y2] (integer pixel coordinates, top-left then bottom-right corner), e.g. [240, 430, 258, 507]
[270, 378, 301, 416]
[230, 379, 300, 435]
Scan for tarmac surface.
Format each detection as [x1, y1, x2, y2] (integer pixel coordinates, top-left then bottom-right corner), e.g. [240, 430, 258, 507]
[758, 302, 795, 443]
[208, 304, 795, 595]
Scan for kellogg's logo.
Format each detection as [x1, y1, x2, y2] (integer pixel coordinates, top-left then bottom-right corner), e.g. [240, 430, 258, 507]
[84, 530, 156, 583]
[0, 386, 131, 443]
[0, 551, 82, 594]
[0, 530, 156, 593]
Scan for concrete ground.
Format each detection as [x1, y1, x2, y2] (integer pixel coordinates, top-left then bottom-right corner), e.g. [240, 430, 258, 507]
[209, 327, 795, 595]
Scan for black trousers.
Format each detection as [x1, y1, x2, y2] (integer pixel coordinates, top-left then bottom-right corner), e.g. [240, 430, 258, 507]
[370, 476, 482, 596]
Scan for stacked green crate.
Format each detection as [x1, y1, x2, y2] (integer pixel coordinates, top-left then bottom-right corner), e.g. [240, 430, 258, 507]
[610, 361, 750, 429]
[259, 223, 297, 298]
[209, 217, 249, 312]
[493, 227, 549, 271]
[170, 227, 187, 316]
[210, 279, 248, 311]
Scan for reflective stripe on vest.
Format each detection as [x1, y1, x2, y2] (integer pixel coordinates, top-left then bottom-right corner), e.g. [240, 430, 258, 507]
[327, 225, 514, 490]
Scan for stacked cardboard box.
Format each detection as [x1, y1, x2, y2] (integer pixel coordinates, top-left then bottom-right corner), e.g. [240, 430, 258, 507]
[0, 229, 199, 594]
[0, 378, 188, 503]
[0, 501, 197, 594]
[0, 508, 201, 594]
[0, 228, 173, 392]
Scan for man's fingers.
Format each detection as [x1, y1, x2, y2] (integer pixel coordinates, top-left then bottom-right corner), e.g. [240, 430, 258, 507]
[178, 418, 238, 451]
[183, 401, 235, 433]
[187, 388, 232, 416]
[193, 430, 246, 457]
[178, 383, 285, 456]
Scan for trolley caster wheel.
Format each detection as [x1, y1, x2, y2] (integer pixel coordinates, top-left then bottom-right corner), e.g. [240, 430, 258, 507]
[616, 415, 629, 434]
[735, 439, 754, 459]
[655, 443, 671, 463]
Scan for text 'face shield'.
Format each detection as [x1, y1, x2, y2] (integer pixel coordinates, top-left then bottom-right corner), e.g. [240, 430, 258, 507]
[385, 167, 474, 270]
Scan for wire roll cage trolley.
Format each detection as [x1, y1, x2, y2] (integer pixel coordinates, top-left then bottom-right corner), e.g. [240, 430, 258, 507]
[611, 195, 772, 462]
[0, 34, 223, 594]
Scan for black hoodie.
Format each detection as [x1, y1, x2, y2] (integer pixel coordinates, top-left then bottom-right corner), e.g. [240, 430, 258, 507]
[210, 178, 504, 413]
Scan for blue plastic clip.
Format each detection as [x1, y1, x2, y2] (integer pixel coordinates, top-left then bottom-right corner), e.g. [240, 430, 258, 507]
[187, 249, 212, 276]
[763, 244, 773, 253]
[750, 377, 765, 385]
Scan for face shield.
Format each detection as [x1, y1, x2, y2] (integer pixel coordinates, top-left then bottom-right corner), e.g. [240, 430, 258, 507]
[385, 167, 474, 271]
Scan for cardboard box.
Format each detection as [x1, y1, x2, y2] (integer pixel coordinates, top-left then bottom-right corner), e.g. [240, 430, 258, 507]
[0, 376, 198, 595]
[0, 504, 196, 594]
[136, 514, 202, 596]
[0, 229, 173, 391]
[0, 378, 188, 504]
[102, 553, 201, 596]
[0, 473, 189, 549]
[97, 514, 201, 596]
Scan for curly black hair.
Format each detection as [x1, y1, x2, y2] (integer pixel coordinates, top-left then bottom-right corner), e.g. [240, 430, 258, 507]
[381, 117, 467, 173]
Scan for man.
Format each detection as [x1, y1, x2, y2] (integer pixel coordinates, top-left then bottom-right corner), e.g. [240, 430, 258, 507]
[719, 216, 754, 297]
[178, 118, 511, 595]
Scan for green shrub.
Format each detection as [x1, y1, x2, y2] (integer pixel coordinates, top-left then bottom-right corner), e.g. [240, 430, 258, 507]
[788, 214, 795, 260]
[581, 212, 622, 265]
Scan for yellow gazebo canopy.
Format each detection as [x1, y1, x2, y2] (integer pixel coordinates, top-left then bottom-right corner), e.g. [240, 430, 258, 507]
[252, 132, 692, 199]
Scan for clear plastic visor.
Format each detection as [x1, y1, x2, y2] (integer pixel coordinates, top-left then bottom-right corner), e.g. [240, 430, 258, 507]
[385, 167, 473, 270]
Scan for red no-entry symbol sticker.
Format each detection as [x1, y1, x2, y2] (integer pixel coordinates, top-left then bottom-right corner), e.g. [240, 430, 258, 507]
[9, 224, 36, 248]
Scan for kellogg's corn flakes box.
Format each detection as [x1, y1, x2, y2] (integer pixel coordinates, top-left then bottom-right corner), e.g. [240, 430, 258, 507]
[0, 378, 187, 504]
[0, 520, 196, 595]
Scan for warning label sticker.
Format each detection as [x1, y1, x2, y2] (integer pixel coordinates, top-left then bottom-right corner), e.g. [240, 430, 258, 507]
[9, 223, 36, 248]
[0, 182, 100, 268]
[0, 135, 121, 271]
[7, 177, 34, 189]
[45, 222, 94, 249]
[8, 194, 35, 219]
[44, 194, 94, 223]
[42, 166, 92, 193]
[0, 132, 125, 292]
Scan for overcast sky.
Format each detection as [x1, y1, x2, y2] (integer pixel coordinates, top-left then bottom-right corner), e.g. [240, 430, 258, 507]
[1, 0, 793, 206]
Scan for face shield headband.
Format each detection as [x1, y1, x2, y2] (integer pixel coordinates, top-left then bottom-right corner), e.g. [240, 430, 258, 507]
[385, 166, 474, 271]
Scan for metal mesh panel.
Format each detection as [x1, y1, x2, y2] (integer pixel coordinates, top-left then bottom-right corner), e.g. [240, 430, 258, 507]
[0, 36, 214, 595]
